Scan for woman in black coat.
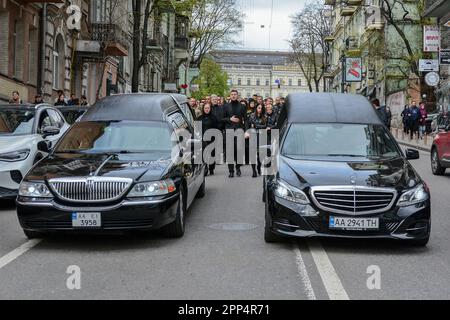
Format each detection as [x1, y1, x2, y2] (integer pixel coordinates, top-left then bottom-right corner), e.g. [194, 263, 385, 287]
[247, 104, 267, 177]
[198, 103, 218, 176]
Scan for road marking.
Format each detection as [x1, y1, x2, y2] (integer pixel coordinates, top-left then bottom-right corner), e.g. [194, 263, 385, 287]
[293, 244, 316, 300]
[307, 239, 349, 300]
[0, 240, 42, 270]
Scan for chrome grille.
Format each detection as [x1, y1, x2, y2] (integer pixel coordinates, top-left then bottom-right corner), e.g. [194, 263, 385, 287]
[48, 177, 132, 203]
[311, 186, 397, 215]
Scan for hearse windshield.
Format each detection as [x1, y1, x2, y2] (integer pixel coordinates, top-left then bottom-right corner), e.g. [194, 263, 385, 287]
[55, 120, 173, 156]
[282, 123, 401, 159]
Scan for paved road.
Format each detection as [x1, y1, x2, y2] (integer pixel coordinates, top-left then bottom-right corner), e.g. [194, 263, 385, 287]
[0, 149, 449, 299]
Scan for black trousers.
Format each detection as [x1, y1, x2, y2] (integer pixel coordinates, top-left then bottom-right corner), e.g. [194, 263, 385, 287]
[227, 135, 242, 173]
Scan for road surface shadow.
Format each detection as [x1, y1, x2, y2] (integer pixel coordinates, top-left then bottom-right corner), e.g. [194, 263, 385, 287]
[0, 200, 16, 211]
[299, 237, 430, 255]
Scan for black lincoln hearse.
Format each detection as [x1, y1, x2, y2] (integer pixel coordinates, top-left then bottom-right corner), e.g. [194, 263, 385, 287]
[17, 94, 205, 239]
[263, 93, 431, 246]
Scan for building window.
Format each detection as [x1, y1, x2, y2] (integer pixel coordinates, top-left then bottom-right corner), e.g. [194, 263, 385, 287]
[13, 20, 24, 79]
[238, 78, 242, 85]
[289, 78, 292, 86]
[298, 79, 302, 87]
[247, 79, 251, 86]
[256, 78, 260, 86]
[53, 35, 65, 90]
[265, 79, 269, 86]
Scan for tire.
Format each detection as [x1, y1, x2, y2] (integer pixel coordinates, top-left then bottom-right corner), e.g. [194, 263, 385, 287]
[264, 200, 283, 243]
[196, 175, 206, 198]
[23, 229, 44, 239]
[431, 148, 446, 176]
[161, 188, 186, 238]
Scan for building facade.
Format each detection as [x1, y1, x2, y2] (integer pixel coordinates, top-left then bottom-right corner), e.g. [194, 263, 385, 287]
[324, 0, 428, 126]
[424, 0, 450, 112]
[213, 50, 313, 98]
[0, 0, 190, 104]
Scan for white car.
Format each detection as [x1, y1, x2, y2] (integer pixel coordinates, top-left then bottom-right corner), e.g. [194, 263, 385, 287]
[0, 104, 69, 200]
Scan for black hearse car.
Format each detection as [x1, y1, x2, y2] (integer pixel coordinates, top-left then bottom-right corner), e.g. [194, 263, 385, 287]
[17, 94, 205, 239]
[263, 93, 431, 246]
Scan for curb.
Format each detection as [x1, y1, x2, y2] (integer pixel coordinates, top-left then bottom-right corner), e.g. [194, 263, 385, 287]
[397, 141, 431, 153]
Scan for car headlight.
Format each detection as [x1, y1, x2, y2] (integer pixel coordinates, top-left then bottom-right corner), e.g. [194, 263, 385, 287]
[397, 184, 429, 207]
[0, 149, 30, 162]
[128, 179, 176, 197]
[274, 179, 309, 204]
[19, 181, 52, 198]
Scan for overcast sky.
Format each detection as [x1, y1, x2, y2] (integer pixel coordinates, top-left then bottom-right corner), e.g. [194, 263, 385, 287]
[233, 0, 308, 51]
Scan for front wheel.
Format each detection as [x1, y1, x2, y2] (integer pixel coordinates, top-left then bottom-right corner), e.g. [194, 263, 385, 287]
[431, 148, 446, 176]
[161, 189, 186, 238]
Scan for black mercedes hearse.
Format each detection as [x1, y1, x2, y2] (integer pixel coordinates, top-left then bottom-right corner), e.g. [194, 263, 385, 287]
[17, 94, 205, 238]
[263, 93, 431, 246]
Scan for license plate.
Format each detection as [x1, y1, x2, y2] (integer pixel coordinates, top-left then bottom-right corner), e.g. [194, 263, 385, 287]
[329, 216, 379, 230]
[72, 212, 101, 228]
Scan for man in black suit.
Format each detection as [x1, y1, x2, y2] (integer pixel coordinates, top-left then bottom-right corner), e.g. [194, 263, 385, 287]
[222, 89, 247, 178]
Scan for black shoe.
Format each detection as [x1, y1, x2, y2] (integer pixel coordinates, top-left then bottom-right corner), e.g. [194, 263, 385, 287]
[257, 166, 261, 175]
[252, 170, 257, 178]
[229, 172, 234, 178]
[236, 168, 241, 177]
[210, 170, 214, 176]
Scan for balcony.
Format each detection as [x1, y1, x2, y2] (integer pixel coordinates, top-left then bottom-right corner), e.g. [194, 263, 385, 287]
[340, 6, 357, 16]
[324, 33, 335, 43]
[91, 23, 130, 57]
[347, 0, 362, 5]
[345, 36, 361, 56]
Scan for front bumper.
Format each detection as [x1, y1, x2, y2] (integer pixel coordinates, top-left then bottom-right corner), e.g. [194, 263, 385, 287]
[267, 195, 431, 241]
[16, 193, 179, 233]
[0, 160, 29, 198]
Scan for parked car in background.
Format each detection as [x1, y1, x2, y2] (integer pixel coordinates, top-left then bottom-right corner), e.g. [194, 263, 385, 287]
[56, 106, 88, 124]
[0, 104, 69, 200]
[431, 116, 450, 176]
[16, 94, 205, 239]
[263, 93, 430, 246]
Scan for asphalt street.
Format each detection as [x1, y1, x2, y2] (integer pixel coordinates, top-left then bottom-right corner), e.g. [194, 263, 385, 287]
[0, 148, 449, 300]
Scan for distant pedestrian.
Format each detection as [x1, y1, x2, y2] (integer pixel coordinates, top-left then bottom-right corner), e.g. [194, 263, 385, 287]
[247, 104, 267, 177]
[9, 91, 23, 104]
[67, 93, 77, 106]
[386, 106, 392, 130]
[198, 103, 219, 176]
[371, 99, 389, 127]
[55, 93, 67, 106]
[409, 101, 420, 139]
[418, 102, 428, 139]
[34, 94, 43, 104]
[401, 105, 411, 134]
[80, 95, 89, 106]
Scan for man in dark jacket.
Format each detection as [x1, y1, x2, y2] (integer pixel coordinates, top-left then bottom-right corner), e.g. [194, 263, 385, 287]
[210, 94, 224, 131]
[222, 89, 247, 178]
[409, 101, 420, 139]
[371, 99, 389, 127]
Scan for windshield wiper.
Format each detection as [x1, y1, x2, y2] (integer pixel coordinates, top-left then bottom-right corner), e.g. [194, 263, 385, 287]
[327, 154, 366, 157]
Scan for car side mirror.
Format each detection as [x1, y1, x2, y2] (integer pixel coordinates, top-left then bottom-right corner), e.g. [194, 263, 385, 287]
[37, 140, 52, 153]
[42, 126, 60, 138]
[405, 148, 420, 160]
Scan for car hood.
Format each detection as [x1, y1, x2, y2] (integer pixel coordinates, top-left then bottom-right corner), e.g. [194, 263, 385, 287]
[278, 156, 421, 190]
[25, 153, 173, 182]
[0, 135, 38, 153]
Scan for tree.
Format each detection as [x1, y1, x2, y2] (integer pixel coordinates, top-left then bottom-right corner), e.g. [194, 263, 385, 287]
[189, 0, 244, 68]
[192, 58, 229, 99]
[131, 0, 197, 92]
[289, 2, 330, 92]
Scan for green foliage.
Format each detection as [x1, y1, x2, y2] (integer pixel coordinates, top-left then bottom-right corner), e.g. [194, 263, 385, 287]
[192, 59, 229, 99]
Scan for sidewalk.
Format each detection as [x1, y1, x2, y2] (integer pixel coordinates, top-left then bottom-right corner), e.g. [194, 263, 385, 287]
[390, 128, 433, 153]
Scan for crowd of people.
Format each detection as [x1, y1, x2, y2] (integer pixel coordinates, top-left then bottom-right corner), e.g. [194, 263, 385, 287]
[190, 90, 285, 178]
[400, 101, 429, 140]
[8, 90, 89, 106]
